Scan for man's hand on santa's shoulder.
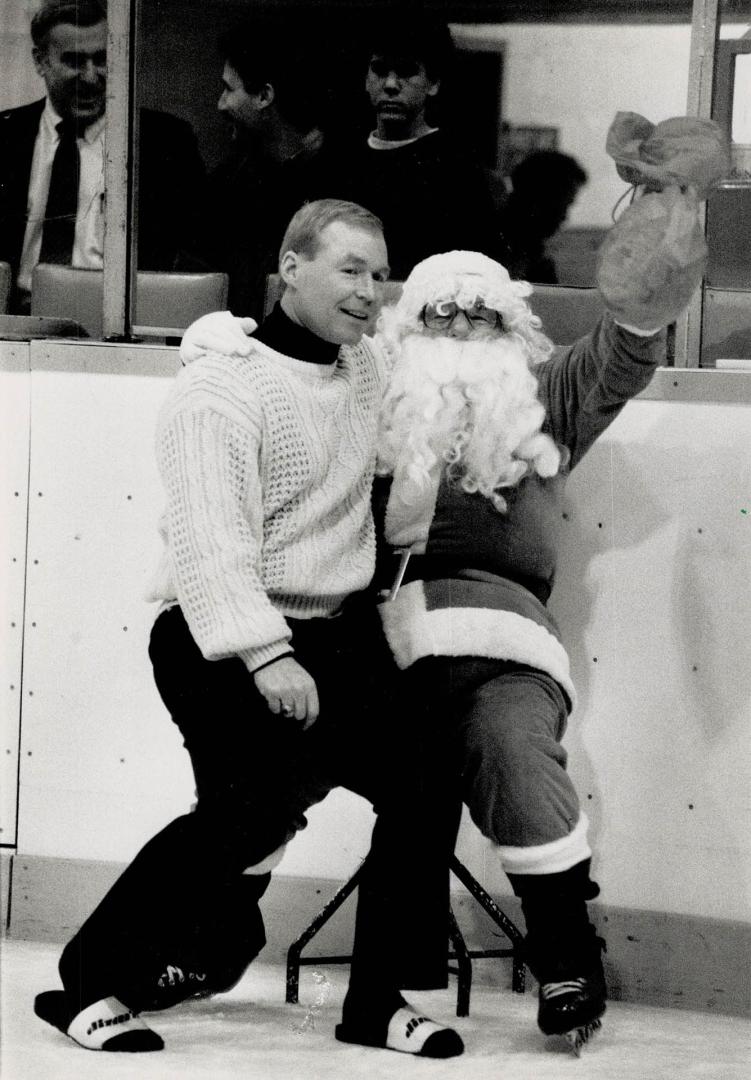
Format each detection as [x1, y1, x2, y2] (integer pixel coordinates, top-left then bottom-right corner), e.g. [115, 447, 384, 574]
[253, 655, 320, 730]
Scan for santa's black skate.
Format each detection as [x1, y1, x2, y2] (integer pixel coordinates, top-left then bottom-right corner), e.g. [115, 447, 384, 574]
[535, 947, 606, 1055]
[509, 859, 607, 1056]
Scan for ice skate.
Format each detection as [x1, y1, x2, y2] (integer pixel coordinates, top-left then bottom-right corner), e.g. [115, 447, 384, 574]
[537, 958, 606, 1055]
[509, 859, 607, 1056]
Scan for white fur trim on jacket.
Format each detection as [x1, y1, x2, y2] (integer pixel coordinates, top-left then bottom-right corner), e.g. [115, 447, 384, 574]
[379, 580, 577, 709]
[495, 813, 591, 875]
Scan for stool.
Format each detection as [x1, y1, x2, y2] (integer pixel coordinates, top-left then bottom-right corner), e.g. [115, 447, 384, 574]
[286, 854, 526, 1017]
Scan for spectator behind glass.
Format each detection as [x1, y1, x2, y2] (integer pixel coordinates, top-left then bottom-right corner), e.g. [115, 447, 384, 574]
[313, 13, 509, 280]
[499, 150, 588, 284]
[200, 23, 331, 317]
[0, 0, 207, 314]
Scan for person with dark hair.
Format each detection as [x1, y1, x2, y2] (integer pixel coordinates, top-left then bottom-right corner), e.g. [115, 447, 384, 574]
[499, 150, 589, 283]
[0, 0, 207, 313]
[34, 199, 464, 1062]
[315, 14, 508, 279]
[202, 23, 331, 317]
[219, 27, 326, 139]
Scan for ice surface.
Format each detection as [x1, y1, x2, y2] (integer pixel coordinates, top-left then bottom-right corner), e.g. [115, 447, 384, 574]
[2, 939, 750, 1080]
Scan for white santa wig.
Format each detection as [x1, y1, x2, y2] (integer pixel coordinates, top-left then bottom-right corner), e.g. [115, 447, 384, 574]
[378, 249, 555, 360]
[376, 251, 562, 516]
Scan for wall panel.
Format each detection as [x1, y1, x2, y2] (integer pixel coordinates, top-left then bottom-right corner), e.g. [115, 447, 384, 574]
[17, 343, 195, 861]
[6, 342, 751, 934]
[455, 23, 691, 227]
[14, 342, 384, 874]
[550, 400, 751, 920]
[0, 342, 30, 847]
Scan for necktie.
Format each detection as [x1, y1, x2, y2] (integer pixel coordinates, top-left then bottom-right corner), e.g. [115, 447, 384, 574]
[39, 121, 81, 264]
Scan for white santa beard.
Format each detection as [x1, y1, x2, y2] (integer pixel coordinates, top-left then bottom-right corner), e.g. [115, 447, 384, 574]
[378, 333, 560, 529]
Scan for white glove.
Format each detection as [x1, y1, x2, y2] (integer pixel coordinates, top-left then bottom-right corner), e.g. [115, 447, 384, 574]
[596, 187, 706, 334]
[179, 311, 257, 365]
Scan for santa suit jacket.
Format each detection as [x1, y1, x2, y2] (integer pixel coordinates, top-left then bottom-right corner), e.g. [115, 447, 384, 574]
[0, 98, 207, 296]
[376, 316, 663, 709]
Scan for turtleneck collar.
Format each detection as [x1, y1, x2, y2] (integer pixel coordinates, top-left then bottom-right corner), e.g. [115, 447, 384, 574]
[255, 303, 340, 366]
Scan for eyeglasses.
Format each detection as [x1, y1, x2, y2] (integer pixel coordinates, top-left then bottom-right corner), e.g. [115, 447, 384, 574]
[422, 301, 502, 332]
[368, 57, 423, 80]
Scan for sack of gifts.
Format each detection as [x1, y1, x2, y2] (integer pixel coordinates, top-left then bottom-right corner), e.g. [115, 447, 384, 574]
[596, 112, 730, 331]
[604, 111, 729, 197]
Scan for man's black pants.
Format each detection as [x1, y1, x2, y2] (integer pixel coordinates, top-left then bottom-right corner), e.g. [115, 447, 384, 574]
[59, 601, 458, 1013]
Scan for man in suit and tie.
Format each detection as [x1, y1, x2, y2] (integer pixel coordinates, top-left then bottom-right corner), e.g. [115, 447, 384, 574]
[0, 0, 207, 314]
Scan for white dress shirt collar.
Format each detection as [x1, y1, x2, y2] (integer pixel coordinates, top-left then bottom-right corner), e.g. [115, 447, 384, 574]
[40, 97, 106, 144]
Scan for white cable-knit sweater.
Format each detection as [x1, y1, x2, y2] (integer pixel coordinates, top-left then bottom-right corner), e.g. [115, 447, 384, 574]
[149, 337, 386, 672]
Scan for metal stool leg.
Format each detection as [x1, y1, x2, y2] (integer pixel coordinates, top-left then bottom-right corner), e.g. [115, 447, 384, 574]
[447, 905, 472, 1017]
[450, 855, 527, 994]
[285, 864, 364, 1003]
[284, 854, 527, 1011]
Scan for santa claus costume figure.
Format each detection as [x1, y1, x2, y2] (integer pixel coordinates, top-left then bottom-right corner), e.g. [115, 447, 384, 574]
[373, 249, 665, 1053]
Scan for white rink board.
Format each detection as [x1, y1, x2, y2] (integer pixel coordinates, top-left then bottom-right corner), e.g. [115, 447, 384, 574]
[15, 342, 380, 878]
[17, 342, 194, 861]
[0, 342, 31, 846]
[549, 400, 751, 921]
[8, 341, 751, 925]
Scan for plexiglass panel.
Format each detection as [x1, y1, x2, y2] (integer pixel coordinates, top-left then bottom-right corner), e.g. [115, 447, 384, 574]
[133, 1, 693, 311]
[0, 3, 727, 337]
[704, 15, 751, 365]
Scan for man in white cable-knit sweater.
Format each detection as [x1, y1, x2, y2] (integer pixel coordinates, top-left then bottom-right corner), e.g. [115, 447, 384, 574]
[35, 200, 463, 1060]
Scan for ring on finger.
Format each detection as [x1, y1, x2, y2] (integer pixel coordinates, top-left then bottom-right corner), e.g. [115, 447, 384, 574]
[281, 704, 295, 717]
